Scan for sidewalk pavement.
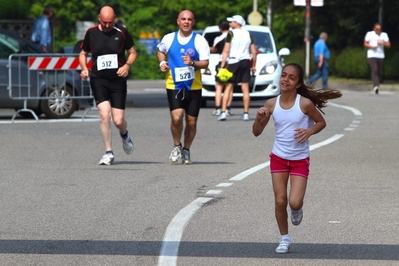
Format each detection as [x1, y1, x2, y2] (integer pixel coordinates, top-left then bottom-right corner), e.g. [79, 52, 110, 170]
[321, 78, 399, 92]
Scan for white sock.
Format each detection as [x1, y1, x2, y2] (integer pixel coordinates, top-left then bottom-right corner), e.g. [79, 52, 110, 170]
[281, 234, 291, 242]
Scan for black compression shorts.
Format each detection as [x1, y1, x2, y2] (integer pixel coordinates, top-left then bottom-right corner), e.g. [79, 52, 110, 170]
[90, 77, 127, 109]
[227, 59, 251, 84]
[166, 89, 202, 117]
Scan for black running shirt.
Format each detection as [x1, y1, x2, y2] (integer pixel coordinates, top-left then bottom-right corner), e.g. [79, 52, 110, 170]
[81, 24, 134, 80]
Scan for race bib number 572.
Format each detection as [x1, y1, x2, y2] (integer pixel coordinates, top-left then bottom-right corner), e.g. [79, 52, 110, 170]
[97, 54, 118, 71]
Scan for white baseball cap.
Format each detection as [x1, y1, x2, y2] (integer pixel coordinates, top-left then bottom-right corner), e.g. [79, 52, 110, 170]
[227, 15, 246, 26]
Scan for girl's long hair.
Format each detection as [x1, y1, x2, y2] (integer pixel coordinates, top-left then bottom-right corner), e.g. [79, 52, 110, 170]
[284, 63, 342, 114]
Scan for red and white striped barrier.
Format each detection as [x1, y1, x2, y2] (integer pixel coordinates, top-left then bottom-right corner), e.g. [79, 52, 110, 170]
[28, 57, 92, 70]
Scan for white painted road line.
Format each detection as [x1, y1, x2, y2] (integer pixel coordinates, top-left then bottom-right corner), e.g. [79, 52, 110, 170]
[205, 190, 222, 195]
[158, 197, 212, 266]
[328, 102, 363, 117]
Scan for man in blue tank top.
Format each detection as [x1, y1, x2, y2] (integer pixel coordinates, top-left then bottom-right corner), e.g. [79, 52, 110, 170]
[157, 10, 210, 164]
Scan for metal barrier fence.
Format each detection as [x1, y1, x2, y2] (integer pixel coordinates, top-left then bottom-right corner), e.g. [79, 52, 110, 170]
[7, 53, 96, 122]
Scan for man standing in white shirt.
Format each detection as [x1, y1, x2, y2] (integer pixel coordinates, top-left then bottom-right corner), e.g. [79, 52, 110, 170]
[364, 23, 390, 94]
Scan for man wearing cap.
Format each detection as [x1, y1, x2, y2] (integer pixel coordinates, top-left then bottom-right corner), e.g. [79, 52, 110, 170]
[31, 5, 55, 52]
[218, 15, 257, 121]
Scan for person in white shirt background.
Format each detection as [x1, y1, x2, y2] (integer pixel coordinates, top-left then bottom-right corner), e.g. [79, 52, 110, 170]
[364, 23, 391, 94]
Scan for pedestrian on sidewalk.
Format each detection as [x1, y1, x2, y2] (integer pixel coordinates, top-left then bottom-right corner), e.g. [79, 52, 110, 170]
[307, 32, 330, 89]
[31, 5, 55, 52]
[364, 23, 391, 94]
[157, 10, 210, 164]
[252, 63, 342, 254]
[79, 6, 137, 165]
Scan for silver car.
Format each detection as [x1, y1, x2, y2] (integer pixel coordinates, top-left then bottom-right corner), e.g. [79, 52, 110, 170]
[0, 28, 91, 118]
[201, 25, 290, 106]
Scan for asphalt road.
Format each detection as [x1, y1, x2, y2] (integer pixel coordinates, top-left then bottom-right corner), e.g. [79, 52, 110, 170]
[0, 81, 398, 265]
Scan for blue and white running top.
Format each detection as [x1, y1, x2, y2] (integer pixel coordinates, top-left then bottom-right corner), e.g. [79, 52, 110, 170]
[157, 31, 210, 90]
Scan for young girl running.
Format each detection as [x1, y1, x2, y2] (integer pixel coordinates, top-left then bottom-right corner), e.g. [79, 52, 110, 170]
[252, 63, 342, 254]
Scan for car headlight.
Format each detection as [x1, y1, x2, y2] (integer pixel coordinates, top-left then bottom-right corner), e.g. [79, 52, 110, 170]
[202, 67, 212, 75]
[259, 61, 277, 75]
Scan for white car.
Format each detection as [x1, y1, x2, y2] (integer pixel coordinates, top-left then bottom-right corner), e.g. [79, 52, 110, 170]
[201, 25, 290, 106]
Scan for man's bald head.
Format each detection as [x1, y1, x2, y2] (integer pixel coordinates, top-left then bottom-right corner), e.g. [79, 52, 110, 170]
[177, 10, 195, 36]
[98, 6, 116, 32]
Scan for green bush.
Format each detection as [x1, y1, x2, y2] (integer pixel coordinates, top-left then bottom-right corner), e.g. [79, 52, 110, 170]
[384, 50, 399, 80]
[131, 43, 165, 80]
[333, 47, 369, 78]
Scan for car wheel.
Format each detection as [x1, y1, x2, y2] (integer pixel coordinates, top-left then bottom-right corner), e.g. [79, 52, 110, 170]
[40, 86, 77, 119]
[15, 108, 43, 119]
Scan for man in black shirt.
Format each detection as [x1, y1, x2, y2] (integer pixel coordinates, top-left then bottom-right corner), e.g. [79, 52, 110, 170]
[79, 6, 137, 165]
[210, 19, 232, 116]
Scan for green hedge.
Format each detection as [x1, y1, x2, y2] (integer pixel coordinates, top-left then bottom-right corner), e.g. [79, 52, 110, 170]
[130, 45, 399, 80]
[284, 46, 399, 81]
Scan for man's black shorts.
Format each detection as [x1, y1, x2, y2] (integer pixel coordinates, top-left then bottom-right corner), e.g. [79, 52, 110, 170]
[227, 59, 251, 84]
[166, 89, 202, 117]
[90, 77, 127, 109]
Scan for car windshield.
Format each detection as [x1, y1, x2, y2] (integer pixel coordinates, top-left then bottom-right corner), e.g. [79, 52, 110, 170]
[204, 30, 274, 55]
[249, 31, 274, 54]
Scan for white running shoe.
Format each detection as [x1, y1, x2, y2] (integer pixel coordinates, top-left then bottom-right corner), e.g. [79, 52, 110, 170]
[291, 208, 303, 226]
[275, 239, 290, 254]
[226, 109, 232, 116]
[373, 86, 379, 94]
[121, 132, 134, 154]
[212, 109, 221, 116]
[218, 112, 227, 121]
[99, 153, 114, 165]
[242, 113, 250, 121]
[169, 145, 182, 163]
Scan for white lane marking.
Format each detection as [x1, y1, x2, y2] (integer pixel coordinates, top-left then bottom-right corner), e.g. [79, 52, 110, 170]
[345, 127, 355, 131]
[216, 183, 233, 187]
[158, 102, 361, 266]
[158, 197, 212, 266]
[309, 134, 344, 151]
[230, 162, 270, 181]
[205, 190, 222, 195]
[328, 102, 363, 116]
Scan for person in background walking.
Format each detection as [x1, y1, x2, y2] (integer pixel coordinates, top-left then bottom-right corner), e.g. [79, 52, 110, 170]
[31, 5, 55, 52]
[218, 15, 257, 121]
[307, 32, 330, 89]
[211, 18, 233, 117]
[79, 6, 137, 165]
[253, 63, 342, 254]
[157, 10, 210, 164]
[364, 23, 390, 94]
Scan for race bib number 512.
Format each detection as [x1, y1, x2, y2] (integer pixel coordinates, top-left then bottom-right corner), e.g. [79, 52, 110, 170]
[97, 54, 118, 71]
